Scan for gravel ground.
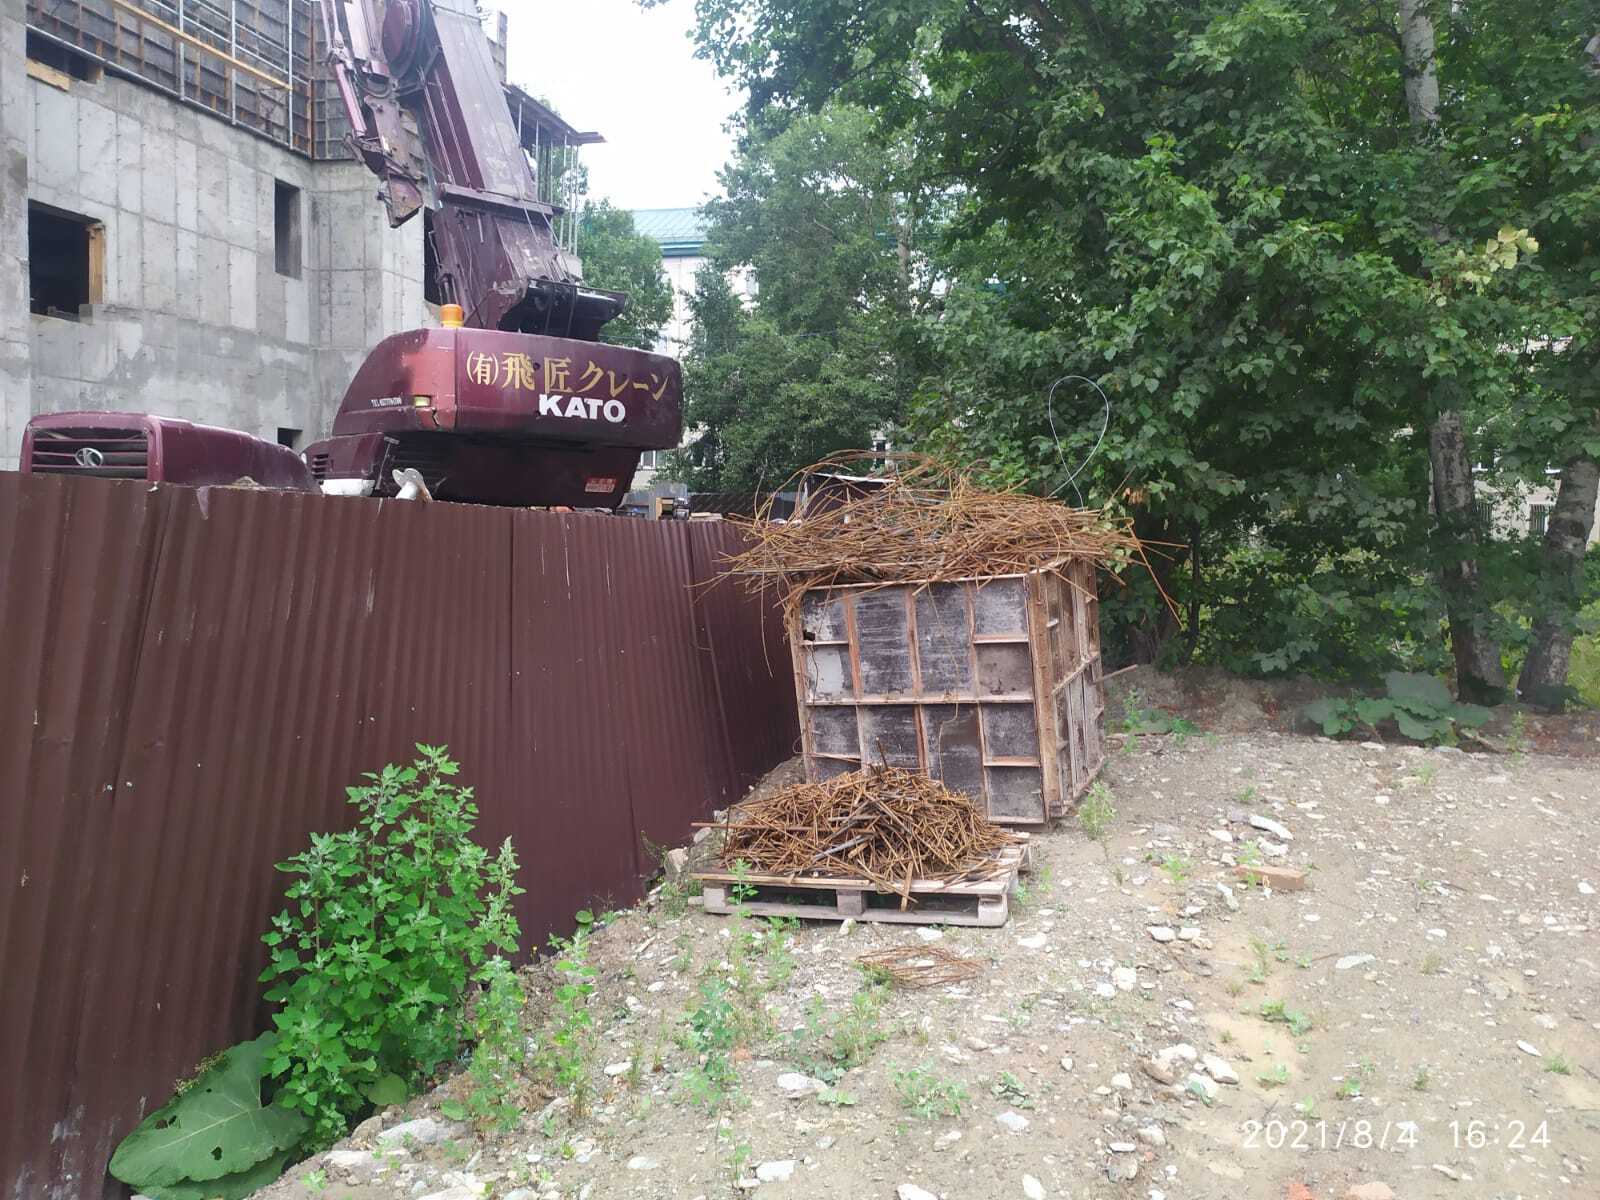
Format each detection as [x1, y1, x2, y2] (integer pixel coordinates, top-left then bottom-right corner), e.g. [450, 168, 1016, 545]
[254, 713, 1598, 1200]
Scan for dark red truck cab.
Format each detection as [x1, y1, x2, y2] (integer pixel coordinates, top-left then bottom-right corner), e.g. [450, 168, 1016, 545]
[21, 412, 315, 491]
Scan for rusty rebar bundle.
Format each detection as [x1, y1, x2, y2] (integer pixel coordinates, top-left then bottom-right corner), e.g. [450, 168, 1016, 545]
[714, 764, 1025, 902]
[726, 453, 1147, 610]
[857, 945, 984, 989]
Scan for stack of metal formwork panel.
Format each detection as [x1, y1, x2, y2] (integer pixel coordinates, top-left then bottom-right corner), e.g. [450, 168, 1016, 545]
[26, 0, 319, 153]
[788, 558, 1106, 827]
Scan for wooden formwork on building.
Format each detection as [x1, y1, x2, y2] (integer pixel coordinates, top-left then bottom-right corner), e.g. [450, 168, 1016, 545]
[788, 558, 1106, 827]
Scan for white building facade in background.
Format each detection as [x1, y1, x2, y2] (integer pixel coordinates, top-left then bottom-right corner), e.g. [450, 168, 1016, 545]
[624, 207, 755, 505]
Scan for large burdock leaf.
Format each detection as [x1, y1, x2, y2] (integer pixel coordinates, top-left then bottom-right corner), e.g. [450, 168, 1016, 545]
[109, 1035, 308, 1189]
[1384, 671, 1452, 713]
[141, 1151, 291, 1200]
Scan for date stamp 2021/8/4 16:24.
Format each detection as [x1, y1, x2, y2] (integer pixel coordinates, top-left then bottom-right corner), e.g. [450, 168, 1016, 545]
[1242, 1117, 1554, 1153]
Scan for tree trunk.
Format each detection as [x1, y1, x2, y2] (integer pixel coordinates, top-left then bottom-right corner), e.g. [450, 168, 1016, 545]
[1429, 412, 1509, 701]
[1516, 35, 1600, 707]
[1185, 519, 1202, 662]
[1399, 0, 1508, 702]
[1518, 449, 1600, 710]
[1397, 0, 1440, 125]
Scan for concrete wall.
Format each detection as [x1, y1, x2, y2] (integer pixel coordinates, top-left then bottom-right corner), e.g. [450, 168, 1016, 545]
[3, 53, 424, 469]
[0, 1, 30, 465]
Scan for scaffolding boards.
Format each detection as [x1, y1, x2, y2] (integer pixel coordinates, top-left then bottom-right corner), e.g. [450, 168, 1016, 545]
[24, 0, 593, 177]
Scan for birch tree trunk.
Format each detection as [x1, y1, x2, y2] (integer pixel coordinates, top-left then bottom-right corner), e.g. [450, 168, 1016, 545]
[1400, 0, 1509, 703]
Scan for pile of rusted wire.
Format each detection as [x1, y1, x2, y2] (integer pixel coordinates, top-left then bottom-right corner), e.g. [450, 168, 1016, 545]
[725, 452, 1148, 608]
[710, 764, 1025, 903]
[857, 945, 983, 989]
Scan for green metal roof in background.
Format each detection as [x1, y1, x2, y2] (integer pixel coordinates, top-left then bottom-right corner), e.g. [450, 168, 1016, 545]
[630, 208, 708, 257]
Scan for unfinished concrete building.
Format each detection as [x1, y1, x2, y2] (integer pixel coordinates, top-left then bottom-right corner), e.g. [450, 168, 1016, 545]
[0, 0, 597, 470]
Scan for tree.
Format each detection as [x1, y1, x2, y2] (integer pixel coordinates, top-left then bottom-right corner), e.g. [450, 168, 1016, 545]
[577, 201, 675, 351]
[668, 263, 905, 494]
[1503, 30, 1600, 707]
[670, 103, 941, 493]
[677, 0, 1593, 695]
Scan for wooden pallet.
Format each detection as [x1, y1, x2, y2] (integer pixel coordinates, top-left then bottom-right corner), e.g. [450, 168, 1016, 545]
[690, 841, 1027, 928]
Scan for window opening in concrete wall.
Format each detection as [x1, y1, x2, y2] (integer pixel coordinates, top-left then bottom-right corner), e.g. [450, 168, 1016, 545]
[422, 209, 444, 306]
[277, 427, 302, 450]
[1530, 505, 1552, 538]
[26, 30, 100, 83]
[274, 181, 302, 278]
[29, 203, 103, 319]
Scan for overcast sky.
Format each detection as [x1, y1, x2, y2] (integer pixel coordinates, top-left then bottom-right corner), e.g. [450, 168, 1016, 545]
[499, 0, 741, 213]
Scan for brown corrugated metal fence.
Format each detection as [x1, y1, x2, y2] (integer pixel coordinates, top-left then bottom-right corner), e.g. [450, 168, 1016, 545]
[0, 473, 797, 1200]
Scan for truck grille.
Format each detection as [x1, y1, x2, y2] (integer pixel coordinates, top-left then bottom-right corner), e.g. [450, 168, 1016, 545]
[29, 427, 150, 478]
[307, 451, 330, 482]
[384, 441, 450, 495]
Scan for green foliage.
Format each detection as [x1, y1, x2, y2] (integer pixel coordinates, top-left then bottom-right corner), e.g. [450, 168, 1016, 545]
[892, 1064, 969, 1119]
[668, 101, 940, 494]
[259, 745, 522, 1146]
[1077, 782, 1116, 843]
[109, 1035, 308, 1200]
[576, 202, 675, 351]
[1124, 693, 1202, 742]
[541, 910, 599, 1118]
[463, 957, 527, 1131]
[1257, 1063, 1291, 1088]
[1302, 672, 1492, 742]
[1260, 999, 1314, 1036]
[680, 978, 740, 1108]
[787, 985, 888, 1082]
[989, 1071, 1033, 1109]
[671, 0, 1600, 695]
[1159, 855, 1193, 888]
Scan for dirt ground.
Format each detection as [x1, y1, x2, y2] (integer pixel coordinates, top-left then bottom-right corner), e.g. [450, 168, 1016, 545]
[253, 673, 1598, 1200]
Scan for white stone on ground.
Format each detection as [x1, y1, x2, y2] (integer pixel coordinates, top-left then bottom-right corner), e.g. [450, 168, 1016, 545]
[1248, 813, 1293, 840]
[376, 1117, 458, 1149]
[1201, 1054, 1239, 1084]
[996, 1110, 1030, 1133]
[756, 1161, 796, 1183]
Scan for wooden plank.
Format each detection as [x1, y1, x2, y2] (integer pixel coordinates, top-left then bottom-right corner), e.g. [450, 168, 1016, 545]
[26, 58, 76, 91]
[788, 602, 821, 782]
[693, 840, 1027, 895]
[1028, 571, 1062, 819]
[109, 0, 290, 89]
[694, 852, 1020, 927]
[803, 693, 1035, 706]
[86, 221, 105, 306]
[698, 887, 1009, 928]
